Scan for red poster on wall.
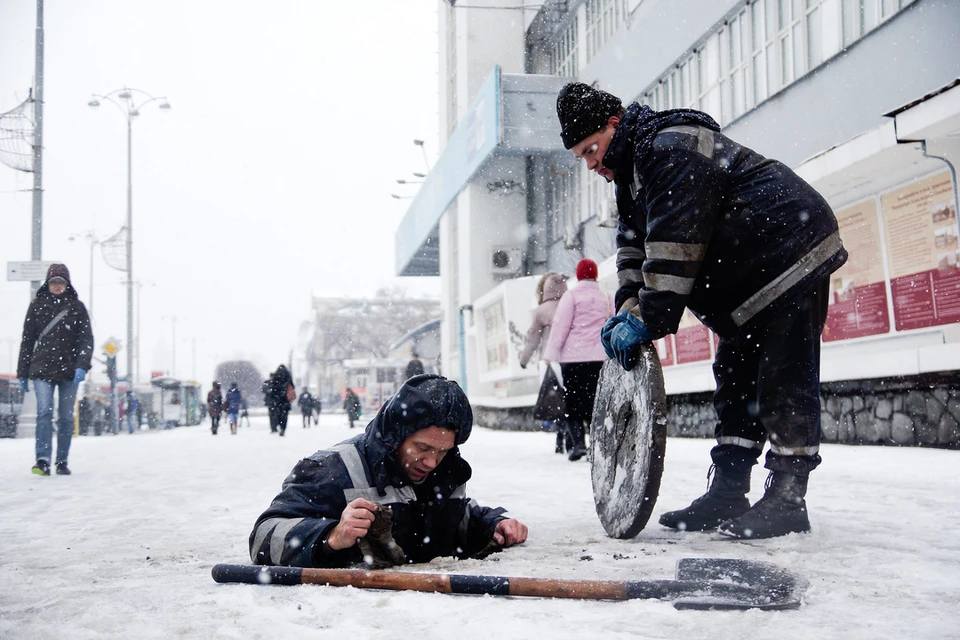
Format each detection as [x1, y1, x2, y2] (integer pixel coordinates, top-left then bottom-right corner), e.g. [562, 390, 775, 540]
[881, 171, 960, 331]
[674, 310, 712, 364]
[824, 199, 891, 341]
[654, 334, 674, 367]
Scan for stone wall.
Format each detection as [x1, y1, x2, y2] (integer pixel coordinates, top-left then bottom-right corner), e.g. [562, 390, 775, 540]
[478, 372, 960, 449]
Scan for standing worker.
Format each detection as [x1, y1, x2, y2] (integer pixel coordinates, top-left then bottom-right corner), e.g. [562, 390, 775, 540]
[556, 82, 847, 539]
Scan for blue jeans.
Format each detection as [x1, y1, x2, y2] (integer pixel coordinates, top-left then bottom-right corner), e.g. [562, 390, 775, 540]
[33, 379, 78, 465]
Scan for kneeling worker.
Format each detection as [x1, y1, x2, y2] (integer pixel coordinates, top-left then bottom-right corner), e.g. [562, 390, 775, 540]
[250, 374, 528, 568]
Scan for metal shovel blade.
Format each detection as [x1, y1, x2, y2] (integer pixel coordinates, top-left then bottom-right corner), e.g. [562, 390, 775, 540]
[662, 557, 810, 610]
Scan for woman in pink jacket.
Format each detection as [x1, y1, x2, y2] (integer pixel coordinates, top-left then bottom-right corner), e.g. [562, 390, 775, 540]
[542, 259, 614, 461]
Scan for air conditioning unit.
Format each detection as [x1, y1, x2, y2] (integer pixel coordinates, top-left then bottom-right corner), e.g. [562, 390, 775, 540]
[597, 196, 618, 228]
[490, 246, 523, 275]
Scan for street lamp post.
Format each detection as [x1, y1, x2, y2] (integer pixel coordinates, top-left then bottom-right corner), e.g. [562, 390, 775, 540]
[67, 230, 101, 317]
[413, 139, 431, 172]
[87, 88, 170, 386]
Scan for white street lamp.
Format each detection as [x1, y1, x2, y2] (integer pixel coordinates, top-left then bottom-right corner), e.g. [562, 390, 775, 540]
[87, 87, 171, 385]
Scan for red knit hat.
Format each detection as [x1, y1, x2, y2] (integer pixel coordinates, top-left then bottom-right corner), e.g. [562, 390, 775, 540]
[575, 258, 598, 280]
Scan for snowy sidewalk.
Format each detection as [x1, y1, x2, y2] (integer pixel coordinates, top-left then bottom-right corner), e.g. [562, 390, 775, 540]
[0, 413, 957, 640]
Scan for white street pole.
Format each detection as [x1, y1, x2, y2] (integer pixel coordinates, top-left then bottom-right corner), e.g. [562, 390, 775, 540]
[126, 116, 134, 386]
[30, 0, 45, 298]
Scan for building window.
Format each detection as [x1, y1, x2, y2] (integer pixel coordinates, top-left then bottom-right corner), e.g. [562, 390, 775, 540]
[550, 16, 579, 76]
[548, 165, 581, 241]
[639, 0, 915, 126]
[585, 0, 628, 62]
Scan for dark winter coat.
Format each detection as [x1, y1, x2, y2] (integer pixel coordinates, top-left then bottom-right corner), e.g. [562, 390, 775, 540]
[298, 391, 313, 414]
[225, 387, 243, 414]
[249, 375, 508, 568]
[405, 358, 425, 380]
[343, 391, 361, 420]
[207, 389, 223, 417]
[605, 103, 848, 339]
[266, 365, 293, 412]
[17, 281, 93, 382]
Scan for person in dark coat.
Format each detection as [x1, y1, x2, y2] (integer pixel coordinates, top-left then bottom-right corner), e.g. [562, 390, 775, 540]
[557, 82, 848, 540]
[297, 387, 314, 428]
[265, 365, 294, 436]
[249, 374, 528, 568]
[225, 382, 243, 435]
[343, 387, 361, 429]
[17, 264, 93, 476]
[311, 395, 322, 425]
[404, 353, 425, 380]
[207, 381, 223, 435]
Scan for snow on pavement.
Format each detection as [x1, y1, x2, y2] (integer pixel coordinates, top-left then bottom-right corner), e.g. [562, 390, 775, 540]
[1, 412, 958, 640]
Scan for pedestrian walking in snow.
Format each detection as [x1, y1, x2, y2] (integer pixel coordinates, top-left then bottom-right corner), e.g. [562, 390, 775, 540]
[343, 387, 362, 429]
[239, 396, 250, 428]
[542, 259, 613, 462]
[225, 382, 243, 435]
[126, 392, 139, 434]
[297, 387, 314, 428]
[519, 271, 571, 454]
[265, 365, 294, 436]
[556, 82, 848, 539]
[311, 395, 322, 425]
[249, 374, 528, 568]
[207, 382, 223, 435]
[404, 352, 425, 380]
[17, 264, 93, 476]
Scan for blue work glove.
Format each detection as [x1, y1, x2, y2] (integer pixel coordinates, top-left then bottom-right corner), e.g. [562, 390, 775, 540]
[601, 311, 656, 371]
[19, 378, 29, 393]
[73, 368, 87, 384]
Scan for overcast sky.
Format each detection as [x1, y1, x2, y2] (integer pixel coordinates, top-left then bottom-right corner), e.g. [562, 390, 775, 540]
[0, 0, 441, 384]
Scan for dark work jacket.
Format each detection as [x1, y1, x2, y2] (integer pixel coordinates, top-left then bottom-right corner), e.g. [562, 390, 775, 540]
[249, 384, 507, 568]
[17, 282, 94, 381]
[605, 103, 848, 339]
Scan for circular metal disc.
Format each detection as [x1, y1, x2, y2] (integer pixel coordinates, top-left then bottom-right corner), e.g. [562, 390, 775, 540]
[589, 344, 668, 539]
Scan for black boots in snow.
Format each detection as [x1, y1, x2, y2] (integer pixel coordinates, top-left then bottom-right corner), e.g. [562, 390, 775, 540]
[659, 465, 751, 532]
[718, 472, 811, 539]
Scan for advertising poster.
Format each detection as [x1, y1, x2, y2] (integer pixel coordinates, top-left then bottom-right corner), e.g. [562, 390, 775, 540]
[654, 334, 675, 367]
[881, 171, 960, 331]
[824, 199, 891, 341]
[481, 300, 508, 372]
[674, 309, 712, 364]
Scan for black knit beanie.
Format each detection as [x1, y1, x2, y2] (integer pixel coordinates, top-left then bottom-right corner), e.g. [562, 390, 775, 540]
[556, 82, 623, 149]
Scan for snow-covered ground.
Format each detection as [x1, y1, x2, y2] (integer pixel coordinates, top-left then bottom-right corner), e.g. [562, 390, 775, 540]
[1, 411, 958, 640]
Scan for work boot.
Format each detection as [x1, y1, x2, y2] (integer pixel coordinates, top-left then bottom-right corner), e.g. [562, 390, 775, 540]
[55, 462, 72, 476]
[718, 472, 810, 539]
[659, 465, 751, 532]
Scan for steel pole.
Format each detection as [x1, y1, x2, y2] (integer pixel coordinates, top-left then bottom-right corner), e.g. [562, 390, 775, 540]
[126, 117, 134, 385]
[88, 238, 95, 316]
[30, 0, 45, 298]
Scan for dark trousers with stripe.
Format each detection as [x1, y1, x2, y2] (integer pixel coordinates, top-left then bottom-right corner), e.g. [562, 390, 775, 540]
[711, 280, 830, 477]
[560, 361, 604, 449]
